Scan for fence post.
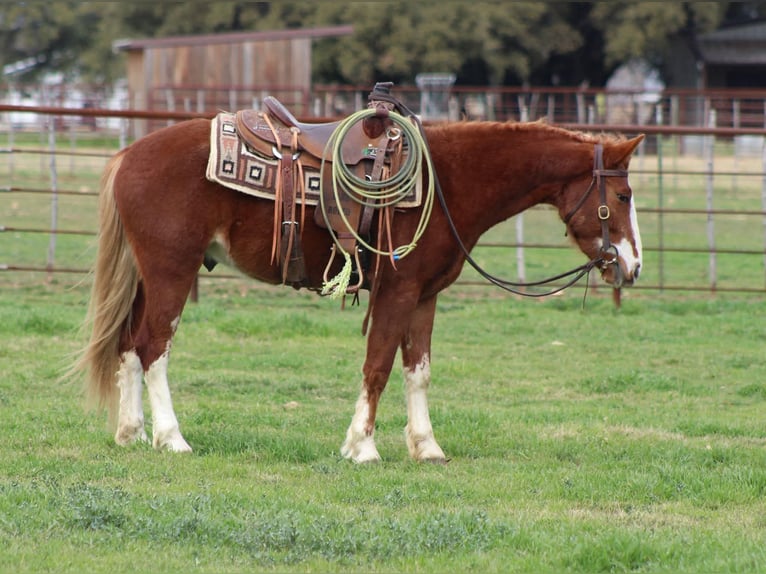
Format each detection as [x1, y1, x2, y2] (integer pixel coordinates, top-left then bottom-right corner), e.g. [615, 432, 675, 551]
[68, 121, 76, 175]
[165, 89, 175, 127]
[656, 106, 665, 292]
[762, 103, 766, 289]
[46, 116, 59, 281]
[119, 116, 128, 150]
[514, 105, 529, 289]
[515, 105, 528, 285]
[576, 92, 585, 123]
[486, 92, 496, 121]
[7, 119, 14, 180]
[705, 109, 717, 292]
[547, 94, 555, 122]
[515, 214, 525, 287]
[732, 98, 740, 194]
[670, 95, 679, 190]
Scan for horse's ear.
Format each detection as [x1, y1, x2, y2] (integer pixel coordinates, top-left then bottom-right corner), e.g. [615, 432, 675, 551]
[607, 134, 645, 167]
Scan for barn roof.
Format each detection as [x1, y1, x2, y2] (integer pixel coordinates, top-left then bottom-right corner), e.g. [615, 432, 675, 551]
[113, 25, 354, 52]
[698, 21, 766, 65]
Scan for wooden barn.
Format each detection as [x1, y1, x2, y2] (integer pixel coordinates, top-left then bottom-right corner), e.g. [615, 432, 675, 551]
[697, 21, 766, 88]
[113, 25, 353, 136]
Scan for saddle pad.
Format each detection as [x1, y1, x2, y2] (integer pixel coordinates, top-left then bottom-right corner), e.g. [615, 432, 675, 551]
[205, 112, 422, 208]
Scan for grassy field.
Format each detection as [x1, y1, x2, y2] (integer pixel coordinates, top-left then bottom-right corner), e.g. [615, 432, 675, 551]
[2, 130, 766, 572]
[1, 282, 766, 573]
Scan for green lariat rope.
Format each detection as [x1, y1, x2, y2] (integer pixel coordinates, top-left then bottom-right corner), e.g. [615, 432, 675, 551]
[319, 108, 435, 298]
[321, 250, 352, 299]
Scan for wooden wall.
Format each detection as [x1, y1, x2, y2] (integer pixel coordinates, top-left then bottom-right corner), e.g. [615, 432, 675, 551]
[118, 27, 352, 137]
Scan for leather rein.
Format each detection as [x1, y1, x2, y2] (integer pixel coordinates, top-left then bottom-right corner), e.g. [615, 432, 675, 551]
[434, 138, 626, 297]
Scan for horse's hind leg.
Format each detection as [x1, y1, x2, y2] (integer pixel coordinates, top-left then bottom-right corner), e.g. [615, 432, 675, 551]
[115, 349, 148, 445]
[145, 345, 191, 452]
[401, 296, 447, 462]
[130, 274, 196, 453]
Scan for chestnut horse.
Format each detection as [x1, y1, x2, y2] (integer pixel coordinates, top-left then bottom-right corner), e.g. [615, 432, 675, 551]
[73, 115, 643, 462]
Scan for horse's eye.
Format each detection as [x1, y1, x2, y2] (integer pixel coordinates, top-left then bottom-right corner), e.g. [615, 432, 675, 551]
[617, 193, 630, 204]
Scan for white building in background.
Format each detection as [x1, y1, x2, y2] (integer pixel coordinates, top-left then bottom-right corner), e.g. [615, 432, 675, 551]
[1, 60, 129, 130]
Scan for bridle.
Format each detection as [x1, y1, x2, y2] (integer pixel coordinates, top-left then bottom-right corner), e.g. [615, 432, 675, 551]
[563, 143, 629, 279]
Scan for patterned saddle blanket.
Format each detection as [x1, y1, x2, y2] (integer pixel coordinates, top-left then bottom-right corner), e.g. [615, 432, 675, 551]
[205, 110, 421, 208]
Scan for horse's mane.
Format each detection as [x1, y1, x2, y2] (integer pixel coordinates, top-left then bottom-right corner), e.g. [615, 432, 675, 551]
[426, 118, 626, 145]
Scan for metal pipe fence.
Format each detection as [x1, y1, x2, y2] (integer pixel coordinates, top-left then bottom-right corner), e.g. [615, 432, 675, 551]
[1, 104, 765, 297]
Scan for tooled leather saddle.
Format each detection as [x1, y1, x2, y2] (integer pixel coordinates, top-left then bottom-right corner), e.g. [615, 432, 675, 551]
[214, 86, 413, 292]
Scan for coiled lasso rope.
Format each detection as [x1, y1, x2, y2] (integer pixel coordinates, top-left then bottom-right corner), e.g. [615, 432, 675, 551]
[319, 108, 435, 298]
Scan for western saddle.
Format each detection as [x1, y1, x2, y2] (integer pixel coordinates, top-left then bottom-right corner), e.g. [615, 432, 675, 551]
[233, 85, 407, 294]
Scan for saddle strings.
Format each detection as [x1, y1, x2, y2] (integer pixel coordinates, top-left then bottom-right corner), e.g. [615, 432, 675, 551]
[262, 112, 284, 265]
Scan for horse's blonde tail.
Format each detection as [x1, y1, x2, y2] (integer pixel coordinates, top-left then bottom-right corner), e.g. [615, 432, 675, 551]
[69, 151, 139, 423]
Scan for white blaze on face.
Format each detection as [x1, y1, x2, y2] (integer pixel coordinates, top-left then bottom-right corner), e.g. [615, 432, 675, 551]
[616, 193, 643, 277]
[628, 193, 643, 263]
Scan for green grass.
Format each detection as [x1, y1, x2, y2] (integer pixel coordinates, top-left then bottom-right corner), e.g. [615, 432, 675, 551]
[2, 283, 766, 572]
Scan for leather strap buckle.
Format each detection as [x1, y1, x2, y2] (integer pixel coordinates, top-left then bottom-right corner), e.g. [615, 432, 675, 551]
[598, 204, 610, 220]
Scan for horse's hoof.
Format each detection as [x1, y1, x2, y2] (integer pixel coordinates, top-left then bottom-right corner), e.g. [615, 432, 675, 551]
[163, 439, 193, 453]
[115, 425, 148, 446]
[341, 437, 381, 464]
[407, 435, 447, 463]
[153, 430, 192, 453]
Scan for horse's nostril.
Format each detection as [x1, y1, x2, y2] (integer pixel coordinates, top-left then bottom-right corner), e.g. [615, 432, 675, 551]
[634, 263, 641, 279]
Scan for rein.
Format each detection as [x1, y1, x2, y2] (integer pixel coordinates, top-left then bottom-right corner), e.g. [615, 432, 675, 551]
[425, 131, 625, 297]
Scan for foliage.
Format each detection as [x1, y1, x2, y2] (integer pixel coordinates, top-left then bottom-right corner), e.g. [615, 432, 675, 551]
[589, 2, 723, 68]
[1, 2, 764, 86]
[0, 2, 103, 80]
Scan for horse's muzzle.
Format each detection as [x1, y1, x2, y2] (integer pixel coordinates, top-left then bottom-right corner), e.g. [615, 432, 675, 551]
[600, 251, 640, 288]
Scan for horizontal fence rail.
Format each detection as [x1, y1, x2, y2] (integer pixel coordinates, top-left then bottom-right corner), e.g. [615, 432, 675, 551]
[2, 103, 766, 299]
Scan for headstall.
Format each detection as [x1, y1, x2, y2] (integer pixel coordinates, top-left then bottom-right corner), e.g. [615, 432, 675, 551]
[563, 143, 629, 268]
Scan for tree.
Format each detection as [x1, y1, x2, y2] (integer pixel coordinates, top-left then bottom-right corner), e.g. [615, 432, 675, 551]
[1, 1, 764, 87]
[305, 2, 583, 86]
[589, 2, 723, 69]
[0, 2, 104, 80]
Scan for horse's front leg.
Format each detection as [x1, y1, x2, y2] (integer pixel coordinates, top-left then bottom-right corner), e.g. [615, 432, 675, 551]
[341, 344, 399, 463]
[401, 296, 447, 463]
[341, 292, 417, 463]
